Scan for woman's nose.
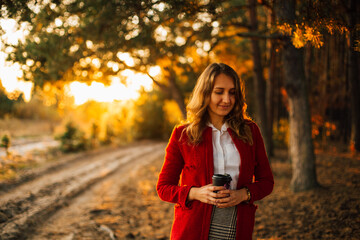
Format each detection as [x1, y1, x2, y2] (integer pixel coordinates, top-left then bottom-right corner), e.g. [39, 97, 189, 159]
[222, 93, 230, 103]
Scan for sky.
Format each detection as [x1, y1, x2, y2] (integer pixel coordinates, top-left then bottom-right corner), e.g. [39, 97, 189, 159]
[0, 18, 157, 105]
[0, 18, 33, 102]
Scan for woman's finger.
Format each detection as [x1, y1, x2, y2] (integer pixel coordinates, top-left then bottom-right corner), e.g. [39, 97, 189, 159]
[215, 196, 231, 203]
[216, 198, 236, 208]
[213, 192, 230, 199]
[215, 190, 243, 208]
[209, 186, 226, 192]
[207, 196, 219, 205]
[217, 189, 231, 194]
[209, 191, 219, 198]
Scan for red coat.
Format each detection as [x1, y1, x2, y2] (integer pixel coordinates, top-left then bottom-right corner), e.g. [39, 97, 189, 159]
[157, 121, 274, 240]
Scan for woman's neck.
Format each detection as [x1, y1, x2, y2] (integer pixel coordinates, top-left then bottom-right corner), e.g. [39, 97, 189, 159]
[209, 116, 224, 131]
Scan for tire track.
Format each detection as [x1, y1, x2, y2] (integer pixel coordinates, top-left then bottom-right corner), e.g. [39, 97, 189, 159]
[0, 142, 165, 240]
[0, 145, 117, 192]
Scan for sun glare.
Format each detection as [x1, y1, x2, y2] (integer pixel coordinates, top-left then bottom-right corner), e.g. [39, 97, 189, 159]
[0, 19, 29, 45]
[66, 70, 154, 105]
[1, 19, 158, 106]
[0, 55, 33, 102]
[116, 52, 135, 67]
[0, 19, 33, 102]
[149, 66, 161, 77]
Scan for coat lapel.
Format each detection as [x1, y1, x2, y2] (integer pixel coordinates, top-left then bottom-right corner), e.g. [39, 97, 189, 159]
[203, 127, 214, 185]
[228, 129, 252, 188]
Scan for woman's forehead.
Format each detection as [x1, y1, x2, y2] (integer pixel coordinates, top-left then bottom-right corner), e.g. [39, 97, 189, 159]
[213, 73, 235, 88]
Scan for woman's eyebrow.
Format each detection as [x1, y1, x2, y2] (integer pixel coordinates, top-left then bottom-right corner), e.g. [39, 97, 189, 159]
[213, 87, 236, 90]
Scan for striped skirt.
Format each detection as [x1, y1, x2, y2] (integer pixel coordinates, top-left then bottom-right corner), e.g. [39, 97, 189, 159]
[208, 206, 237, 240]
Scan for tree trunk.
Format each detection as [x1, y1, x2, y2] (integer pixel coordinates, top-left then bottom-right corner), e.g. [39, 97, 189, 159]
[347, 0, 360, 152]
[164, 67, 187, 119]
[276, 0, 319, 192]
[266, 3, 277, 157]
[169, 76, 187, 119]
[266, 40, 276, 157]
[248, 0, 270, 155]
[149, 67, 187, 119]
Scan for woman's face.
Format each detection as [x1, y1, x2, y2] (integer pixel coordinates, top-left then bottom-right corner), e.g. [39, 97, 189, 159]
[208, 73, 236, 123]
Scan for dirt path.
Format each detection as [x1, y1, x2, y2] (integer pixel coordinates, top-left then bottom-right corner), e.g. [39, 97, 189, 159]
[58, 149, 359, 240]
[0, 141, 166, 240]
[1, 144, 359, 240]
[0, 136, 59, 157]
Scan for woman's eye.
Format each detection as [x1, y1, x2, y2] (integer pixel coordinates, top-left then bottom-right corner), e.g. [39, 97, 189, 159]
[214, 91, 223, 95]
[230, 91, 236, 95]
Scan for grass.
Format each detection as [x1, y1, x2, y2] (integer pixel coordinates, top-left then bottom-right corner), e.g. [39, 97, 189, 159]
[0, 117, 62, 182]
[0, 118, 57, 139]
[0, 154, 38, 181]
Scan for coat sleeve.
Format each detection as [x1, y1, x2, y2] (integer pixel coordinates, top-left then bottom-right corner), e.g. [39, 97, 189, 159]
[156, 126, 193, 209]
[245, 123, 274, 204]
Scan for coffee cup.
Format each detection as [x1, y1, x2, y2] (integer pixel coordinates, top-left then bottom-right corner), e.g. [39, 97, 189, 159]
[212, 173, 232, 190]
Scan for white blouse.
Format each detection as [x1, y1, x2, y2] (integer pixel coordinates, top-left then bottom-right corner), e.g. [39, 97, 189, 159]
[208, 122, 241, 190]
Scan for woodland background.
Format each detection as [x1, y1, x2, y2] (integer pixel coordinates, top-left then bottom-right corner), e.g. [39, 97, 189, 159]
[0, 1, 360, 239]
[0, 0, 359, 192]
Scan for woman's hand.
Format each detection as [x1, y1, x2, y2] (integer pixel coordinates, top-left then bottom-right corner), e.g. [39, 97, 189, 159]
[187, 184, 229, 205]
[214, 188, 249, 208]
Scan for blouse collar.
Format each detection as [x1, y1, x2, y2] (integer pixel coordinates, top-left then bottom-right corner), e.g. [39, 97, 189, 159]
[207, 122, 229, 134]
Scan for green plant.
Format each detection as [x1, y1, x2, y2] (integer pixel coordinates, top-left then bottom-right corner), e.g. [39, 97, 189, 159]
[13, 94, 60, 121]
[90, 122, 100, 147]
[273, 119, 289, 149]
[57, 122, 88, 152]
[0, 134, 11, 156]
[103, 123, 115, 144]
[132, 91, 169, 140]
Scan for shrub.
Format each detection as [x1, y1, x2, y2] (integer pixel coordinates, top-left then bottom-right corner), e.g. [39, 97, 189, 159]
[132, 91, 169, 140]
[13, 94, 59, 121]
[273, 118, 289, 149]
[57, 122, 88, 152]
[0, 134, 11, 156]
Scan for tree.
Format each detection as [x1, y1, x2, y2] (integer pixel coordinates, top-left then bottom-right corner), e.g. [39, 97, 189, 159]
[0, 82, 24, 117]
[346, 0, 360, 152]
[3, 0, 358, 156]
[276, 0, 319, 192]
[247, 0, 271, 155]
[266, 2, 278, 157]
[291, 0, 360, 152]
[3, 0, 218, 119]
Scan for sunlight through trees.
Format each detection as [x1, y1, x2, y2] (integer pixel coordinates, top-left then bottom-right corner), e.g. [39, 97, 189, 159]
[0, 0, 359, 192]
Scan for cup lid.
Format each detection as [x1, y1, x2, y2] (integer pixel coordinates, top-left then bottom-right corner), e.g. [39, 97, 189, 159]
[212, 173, 232, 181]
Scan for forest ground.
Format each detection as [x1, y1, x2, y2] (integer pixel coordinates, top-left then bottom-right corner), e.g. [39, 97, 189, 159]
[30, 146, 360, 239]
[85, 148, 360, 240]
[1, 137, 359, 239]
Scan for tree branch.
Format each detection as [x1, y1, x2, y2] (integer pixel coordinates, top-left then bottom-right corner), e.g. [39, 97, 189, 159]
[235, 31, 283, 39]
[146, 72, 169, 92]
[116, 58, 169, 93]
[222, 22, 251, 29]
[258, 0, 273, 10]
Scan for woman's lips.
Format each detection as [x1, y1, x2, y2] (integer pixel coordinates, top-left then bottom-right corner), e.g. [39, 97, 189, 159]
[219, 105, 231, 109]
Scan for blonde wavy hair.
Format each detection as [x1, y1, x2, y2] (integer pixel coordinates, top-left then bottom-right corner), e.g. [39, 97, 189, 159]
[184, 63, 253, 145]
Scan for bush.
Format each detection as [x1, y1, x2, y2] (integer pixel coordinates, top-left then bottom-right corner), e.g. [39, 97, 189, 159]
[132, 91, 170, 140]
[57, 122, 88, 152]
[102, 123, 115, 144]
[0, 134, 11, 156]
[0, 83, 23, 118]
[273, 118, 289, 149]
[13, 94, 59, 121]
[90, 122, 100, 147]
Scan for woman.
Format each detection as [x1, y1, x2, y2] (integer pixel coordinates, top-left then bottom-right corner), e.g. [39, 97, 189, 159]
[157, 63, 274, 240]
